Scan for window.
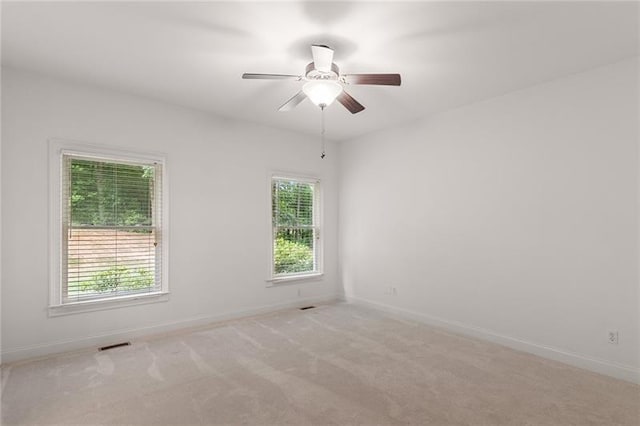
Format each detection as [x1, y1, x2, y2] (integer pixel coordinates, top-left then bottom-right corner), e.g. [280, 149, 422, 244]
[50, 142, 168, 313]
[271, 175, 321, 281]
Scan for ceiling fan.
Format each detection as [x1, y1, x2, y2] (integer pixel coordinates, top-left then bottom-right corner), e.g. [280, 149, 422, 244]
[242, 44, 401, 114]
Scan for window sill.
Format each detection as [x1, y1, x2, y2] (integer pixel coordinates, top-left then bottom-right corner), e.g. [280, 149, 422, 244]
[266, 273, 324, 286]
[48, 292, 170, 317]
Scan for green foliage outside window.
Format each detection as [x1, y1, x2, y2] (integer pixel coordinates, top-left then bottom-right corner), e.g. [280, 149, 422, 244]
[70, 159, 154, 227]
[76, 266, 155, 293]
[272, 179, 316, 275]
[274, 233, 314, 274]
[67, 158, 157, 298]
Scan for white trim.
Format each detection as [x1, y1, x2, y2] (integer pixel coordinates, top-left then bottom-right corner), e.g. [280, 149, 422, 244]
[48, 139, 170, 312]
[1, 294, 341, 365]
[48, 292, 170, 317]
[347, 295, 640, 385]
[266, 272, 324, 286]
[271, 174, 320, 185]
[49, 139, 167, 164]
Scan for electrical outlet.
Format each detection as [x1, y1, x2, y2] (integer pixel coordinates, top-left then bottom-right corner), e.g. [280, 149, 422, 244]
[608, 330, 619, 345]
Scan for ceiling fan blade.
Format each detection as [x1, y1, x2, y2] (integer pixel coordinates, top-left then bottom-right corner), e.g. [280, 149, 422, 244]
[311, 44, 334, 73]
[278, 91, 307, 112]
[343, 74, 401, 86]
[337, 91, 365, 114]
[242, 73, 300, 80]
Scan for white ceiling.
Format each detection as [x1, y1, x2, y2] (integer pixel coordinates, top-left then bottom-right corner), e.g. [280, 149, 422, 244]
[2, 1, 638, 141]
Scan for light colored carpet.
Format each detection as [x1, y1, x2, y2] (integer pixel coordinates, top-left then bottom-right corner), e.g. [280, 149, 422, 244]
[1, 302, 638, 425]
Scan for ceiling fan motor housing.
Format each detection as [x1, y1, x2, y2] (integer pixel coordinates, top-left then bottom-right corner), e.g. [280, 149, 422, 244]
[305, 62, 340, 81]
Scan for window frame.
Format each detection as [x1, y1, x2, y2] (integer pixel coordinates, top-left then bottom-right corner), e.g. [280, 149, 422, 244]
[268, 173, 323, 285]
[49, 140, 169, 316]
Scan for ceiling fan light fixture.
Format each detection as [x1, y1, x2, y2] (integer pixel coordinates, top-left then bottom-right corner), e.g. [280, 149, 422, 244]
[303, 80, 343, 107]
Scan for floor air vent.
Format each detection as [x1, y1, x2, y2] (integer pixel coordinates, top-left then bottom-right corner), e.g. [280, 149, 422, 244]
[299, 306, 316, 310]
[99, 342, 131, 351]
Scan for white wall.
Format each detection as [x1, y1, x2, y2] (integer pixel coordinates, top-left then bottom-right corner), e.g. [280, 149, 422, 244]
[3, 57, 638, 384]
[1, 68, 341, 362]
[339, 58, 639, 382]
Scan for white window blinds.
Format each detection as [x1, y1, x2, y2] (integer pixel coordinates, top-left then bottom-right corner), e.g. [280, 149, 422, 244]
[271, 176, 320, 278]
[62, 154, 163, 303]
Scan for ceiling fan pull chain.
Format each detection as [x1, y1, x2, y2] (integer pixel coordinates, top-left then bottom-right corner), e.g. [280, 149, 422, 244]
[320, 105, 326, 159]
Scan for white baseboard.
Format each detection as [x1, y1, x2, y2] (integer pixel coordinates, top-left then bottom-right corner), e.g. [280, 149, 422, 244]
[1, 294, 340, 365]
[347, 295, 640, 385]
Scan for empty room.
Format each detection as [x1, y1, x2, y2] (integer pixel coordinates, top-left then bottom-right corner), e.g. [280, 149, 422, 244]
[1, 1, 639, 425]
